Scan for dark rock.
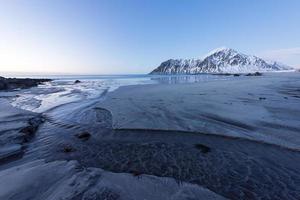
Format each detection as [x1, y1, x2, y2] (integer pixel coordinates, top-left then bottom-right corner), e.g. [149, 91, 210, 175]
[245, 72, 263, 76]
[254, 72, 262, 76]
[28, 117, 45, 127]
[233, 74, 240, 76]
[63, 145, 75, 153]
[259, 97, 266, 100]
[75, 131, 91, 140]
[20, 116, 44, 142]
[194, 144, 211, 153]
[0, 81, 7, 90]
[20, 126, 36, 136]
[213, 73, 232, 76]
[130, 170, 143, 177]
[74, 80, 81, 84]
[0, 76, 51, 91]
[0, 145, 23, 163]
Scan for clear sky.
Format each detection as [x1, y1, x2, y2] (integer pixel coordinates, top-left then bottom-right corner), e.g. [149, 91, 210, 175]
[0, 0, 299, 75]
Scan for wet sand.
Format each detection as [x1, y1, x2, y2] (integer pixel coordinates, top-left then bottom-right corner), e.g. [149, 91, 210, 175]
[1, 73, 300, 199]
[0, 98, 43, 165]
[98, 72, 300, 150]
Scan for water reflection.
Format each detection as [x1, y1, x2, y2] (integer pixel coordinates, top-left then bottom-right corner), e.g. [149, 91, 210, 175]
[150, 74, 230, 84]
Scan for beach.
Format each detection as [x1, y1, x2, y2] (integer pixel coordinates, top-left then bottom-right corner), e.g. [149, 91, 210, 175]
[0, 73, 300, 199]
[98, 72, 300, 150]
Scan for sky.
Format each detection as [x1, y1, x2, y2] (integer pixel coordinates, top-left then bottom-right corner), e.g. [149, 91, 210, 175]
[0, 0, 299, 75]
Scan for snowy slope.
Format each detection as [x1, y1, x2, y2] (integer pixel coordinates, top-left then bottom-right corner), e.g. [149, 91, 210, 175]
[150, 47, 292, 74]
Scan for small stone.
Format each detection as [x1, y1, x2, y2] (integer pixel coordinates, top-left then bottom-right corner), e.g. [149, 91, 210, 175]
[63, 145, 75, 153]
[194, 144, 211, 154]
[75, 131, 91, 140]
[130, 170, 142, 177]
[246, 72, 263, 76]
[74, 80, 81, 84]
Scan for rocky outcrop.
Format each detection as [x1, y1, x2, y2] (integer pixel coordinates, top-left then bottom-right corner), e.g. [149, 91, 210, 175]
[0, 76, 51, 90]
[0, 98, 45, 164]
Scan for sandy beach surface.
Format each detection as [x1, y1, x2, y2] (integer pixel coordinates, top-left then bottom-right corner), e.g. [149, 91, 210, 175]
[98, 72, 300, 150]
[0, 73, 300, 200]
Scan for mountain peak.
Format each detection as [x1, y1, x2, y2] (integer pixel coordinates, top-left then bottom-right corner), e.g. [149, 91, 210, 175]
[201, 47, 236, 59]
[210, 46, 232, 52]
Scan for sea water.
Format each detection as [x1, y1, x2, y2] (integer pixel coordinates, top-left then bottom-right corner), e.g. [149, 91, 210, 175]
[9, 74, 233, 112]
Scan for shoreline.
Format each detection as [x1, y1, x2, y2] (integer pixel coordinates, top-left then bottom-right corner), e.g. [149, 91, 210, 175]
[1, 72, 300, 199]
[97, 72, 300, 150]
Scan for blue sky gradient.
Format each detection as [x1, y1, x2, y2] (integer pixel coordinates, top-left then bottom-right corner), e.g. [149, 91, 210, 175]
[0, 0, 299, 74]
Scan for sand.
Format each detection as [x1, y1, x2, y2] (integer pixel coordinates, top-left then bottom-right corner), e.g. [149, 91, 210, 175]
[0, 159, 226, 200]
[1, 72, 300, 200]
[97, 72, 300, 150]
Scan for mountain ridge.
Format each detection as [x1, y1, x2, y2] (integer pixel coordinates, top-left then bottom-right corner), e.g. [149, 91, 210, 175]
[150, 48, 293, 74]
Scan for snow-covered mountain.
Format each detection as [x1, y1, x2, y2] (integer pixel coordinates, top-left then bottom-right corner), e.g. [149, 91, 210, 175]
[150, 47, 292, 74]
